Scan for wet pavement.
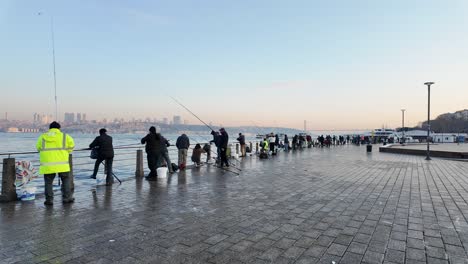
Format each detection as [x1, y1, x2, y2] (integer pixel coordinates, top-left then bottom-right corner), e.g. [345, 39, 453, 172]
[1, 145, 468, 263]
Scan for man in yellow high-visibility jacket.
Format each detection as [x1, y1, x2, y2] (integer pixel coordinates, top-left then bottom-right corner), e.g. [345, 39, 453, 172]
[36, 121, 75, 206]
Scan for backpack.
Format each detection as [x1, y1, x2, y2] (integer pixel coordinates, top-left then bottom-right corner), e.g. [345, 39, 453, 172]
[171, 163, 179, 172]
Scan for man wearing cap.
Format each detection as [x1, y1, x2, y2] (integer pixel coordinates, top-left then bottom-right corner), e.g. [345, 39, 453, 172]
[236, 133, 246, 157]
[36, 121, 75, 205]
[89, 128, 114, 185]
[141, 126, 164, 180]
[176, 133, 190, 170]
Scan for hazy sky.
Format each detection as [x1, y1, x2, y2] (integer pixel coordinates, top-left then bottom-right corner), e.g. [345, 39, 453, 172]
[1, 0, 467, 130]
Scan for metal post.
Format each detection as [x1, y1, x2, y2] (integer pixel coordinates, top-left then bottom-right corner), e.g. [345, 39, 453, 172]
[69, 154, 74, 192]
[136, 149, 144, 177]
[0, 158, 17, 202]
[249, 142, 253, 154]
[51, 16, 58, 121]
[38, 12, 58, 121]
[256, 142, 259, 153]
[401, 109, 405, 144]
[424, 82, 434, 160]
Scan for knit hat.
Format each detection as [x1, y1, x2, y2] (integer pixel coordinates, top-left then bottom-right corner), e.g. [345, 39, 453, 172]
[49, 121, 61, 129]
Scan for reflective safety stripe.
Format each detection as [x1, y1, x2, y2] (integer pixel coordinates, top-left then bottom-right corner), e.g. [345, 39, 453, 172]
[41, 148, 66, 151]
[42, 134, 68, 151]
[40, 161, 69, 166]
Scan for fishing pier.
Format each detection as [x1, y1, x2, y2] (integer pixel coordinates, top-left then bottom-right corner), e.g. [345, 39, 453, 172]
[1, 145, 468, 263]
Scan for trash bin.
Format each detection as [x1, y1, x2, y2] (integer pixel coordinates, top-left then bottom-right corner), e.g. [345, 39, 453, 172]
[366, 144, 372, 153]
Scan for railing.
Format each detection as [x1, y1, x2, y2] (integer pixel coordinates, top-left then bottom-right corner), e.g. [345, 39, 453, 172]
[0, 141, 253, 202]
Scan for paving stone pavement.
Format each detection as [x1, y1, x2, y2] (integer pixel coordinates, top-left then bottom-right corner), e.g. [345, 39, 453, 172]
[1, 145, 468, 264]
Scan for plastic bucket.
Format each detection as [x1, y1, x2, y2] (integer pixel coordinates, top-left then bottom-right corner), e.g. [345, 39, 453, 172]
[157, 167, 168, 178]
[20, 187, 36, 201]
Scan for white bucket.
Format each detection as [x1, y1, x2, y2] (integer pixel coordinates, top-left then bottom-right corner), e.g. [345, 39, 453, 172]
[157, 167, 168, 178]
[20, 187, 36, 201]
[234, 153, 239, 159]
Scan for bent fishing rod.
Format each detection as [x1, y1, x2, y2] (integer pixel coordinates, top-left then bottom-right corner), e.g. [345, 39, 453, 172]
[170, 96, 215, 132]
[168, 98, 241, 174]
[189, 134, 240, 175]
[190, 130, 242, 171]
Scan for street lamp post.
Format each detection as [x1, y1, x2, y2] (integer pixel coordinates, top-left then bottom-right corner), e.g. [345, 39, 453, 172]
[38, 12, 58, 121]
[424, 82, 434, 160]
[401, 109, 405, 144]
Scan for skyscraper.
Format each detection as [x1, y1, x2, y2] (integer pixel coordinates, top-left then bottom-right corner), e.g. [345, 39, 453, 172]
[173, 115, 182, 125]
[64, 113, 75, 123]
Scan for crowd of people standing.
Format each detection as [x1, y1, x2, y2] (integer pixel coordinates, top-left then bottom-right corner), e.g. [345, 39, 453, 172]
[35, 121, 358, 205]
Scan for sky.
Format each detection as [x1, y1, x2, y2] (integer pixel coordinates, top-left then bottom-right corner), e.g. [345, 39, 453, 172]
[1, 0, 468, 130]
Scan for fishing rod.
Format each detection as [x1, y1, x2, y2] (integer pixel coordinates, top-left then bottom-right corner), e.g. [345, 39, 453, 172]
[190, 130, 242, 171]
[170, 96, 215, 131]
[169, 96, 242, 171]
[189, 132, 240, 175]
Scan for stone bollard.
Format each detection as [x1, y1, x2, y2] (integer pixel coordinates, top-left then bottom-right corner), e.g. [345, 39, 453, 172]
[236, 144, 240, 155]
[256, 142, 259, 153]
[249, 142, 253, 153]
[69, 154, 75, 191]
[0, 158, 17, 202]
[136, 149, 144, 177]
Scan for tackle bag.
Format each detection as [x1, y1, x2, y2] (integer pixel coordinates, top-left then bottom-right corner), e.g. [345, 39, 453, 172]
[171, 163, 179, 172]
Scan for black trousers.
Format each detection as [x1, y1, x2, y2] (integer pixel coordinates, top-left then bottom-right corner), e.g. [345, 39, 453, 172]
[220, 148, 229, 166]
[269, 142, 275, 153]
[92, 157, 114, 184]
[146, 152, 162, 177]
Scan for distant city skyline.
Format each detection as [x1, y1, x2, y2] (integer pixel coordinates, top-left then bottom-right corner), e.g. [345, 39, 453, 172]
[1, 1, 468, 130]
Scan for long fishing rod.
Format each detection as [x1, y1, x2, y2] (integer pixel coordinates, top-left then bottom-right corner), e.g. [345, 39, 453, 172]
[170, 96, 215, 131]
[169, 96, 242, 172]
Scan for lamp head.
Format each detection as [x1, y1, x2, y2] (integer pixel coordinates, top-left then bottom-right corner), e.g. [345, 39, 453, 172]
[424, 82, 434, 86]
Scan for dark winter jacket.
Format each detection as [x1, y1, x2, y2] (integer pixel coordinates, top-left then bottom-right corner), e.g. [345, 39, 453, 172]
[237, 134, 246, 145]
[141, 132, 164, 153]
[211, 131, 222, 147]
[176, 134, 190, 149]
[220, 131, 229, 149]
[89, 134, 114, 159]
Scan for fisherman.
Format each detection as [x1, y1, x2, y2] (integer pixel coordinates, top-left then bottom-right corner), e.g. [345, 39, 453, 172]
[210, 131, 222, 164]
[191, 144, 206, 167]
[161, 134, 174, 173]
[268, 133, 276, 155]
[141, 126, 163, 180]
[176, 133, 190, 170]
[36, 121, 75, 205]
[237, 133, 246, 157]
[306, 134, 312, 148]
[284, 135, 290, 152]
[261, 137, 269, 153]
[275, 134, 280, 153]
[89, 128, 114, 185]
[219, 128, 229, 167]
[292, 135, 298, 150]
